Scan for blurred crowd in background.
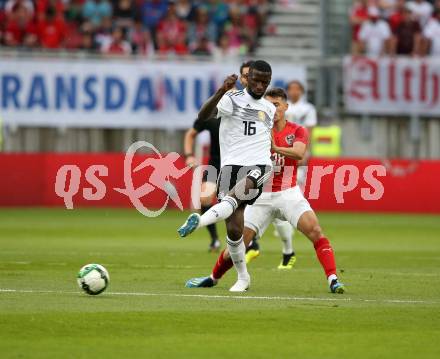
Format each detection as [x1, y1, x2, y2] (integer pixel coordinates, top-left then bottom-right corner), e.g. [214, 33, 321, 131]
[350, 0, 440, 56]
[3, 0, 440, 59]
[0, 0, 272, 58]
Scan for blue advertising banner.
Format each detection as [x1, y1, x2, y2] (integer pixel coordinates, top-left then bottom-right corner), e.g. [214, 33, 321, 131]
[0, 58, 306, 129]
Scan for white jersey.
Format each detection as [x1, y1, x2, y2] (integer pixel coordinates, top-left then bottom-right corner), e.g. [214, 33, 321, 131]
[216, 89, 275, 167]
[424, 19, 440, 55]
[407, 1, 433, 28]
[358, 19, 391, 56]
[285, 97, 317, 127]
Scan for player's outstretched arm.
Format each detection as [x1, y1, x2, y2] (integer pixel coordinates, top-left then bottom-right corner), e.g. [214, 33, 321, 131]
[197, 74, 238, 121]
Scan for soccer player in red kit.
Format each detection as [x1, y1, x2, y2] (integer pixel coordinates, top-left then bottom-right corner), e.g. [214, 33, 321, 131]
[185, 87, 345, 293]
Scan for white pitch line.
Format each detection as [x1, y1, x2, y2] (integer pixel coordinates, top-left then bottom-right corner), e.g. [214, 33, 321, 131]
[0, 288, 437, 305]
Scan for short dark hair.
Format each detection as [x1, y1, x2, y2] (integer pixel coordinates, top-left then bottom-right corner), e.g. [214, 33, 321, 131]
[265, 87, 287, 101]
[250, 60, 272, 74]
[286, 80, 305, 93]
[240, 60, 254, 75]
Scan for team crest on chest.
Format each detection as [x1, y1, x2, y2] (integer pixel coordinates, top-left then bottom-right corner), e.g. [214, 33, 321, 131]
[258, 111, 265, 121]
[285, 134, 295, 145]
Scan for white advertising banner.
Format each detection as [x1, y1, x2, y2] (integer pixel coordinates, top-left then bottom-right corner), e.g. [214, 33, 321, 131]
[344, 56, 440, 116]
[0, 58, 306, 129]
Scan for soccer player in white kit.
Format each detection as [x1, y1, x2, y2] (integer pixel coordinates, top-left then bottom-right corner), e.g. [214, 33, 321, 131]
[185, 88, 345, 294]
[178, 60, 276, 292]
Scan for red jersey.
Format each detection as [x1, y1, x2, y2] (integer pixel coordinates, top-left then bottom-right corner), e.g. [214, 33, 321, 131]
[389, 11, 405, 33]
[37, 18, 66, 49]
[268, 121, 309, 192]
[350, 4, 369, 40]
[5, 20, 38, 45]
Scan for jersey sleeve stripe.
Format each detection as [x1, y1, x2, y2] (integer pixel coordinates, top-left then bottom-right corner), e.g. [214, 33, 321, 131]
[257, 171, 273, 186]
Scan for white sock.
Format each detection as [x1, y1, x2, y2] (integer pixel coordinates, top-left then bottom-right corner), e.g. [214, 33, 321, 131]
[226, 236, 249, 280]
[274, 220, 294, 254]
[328, 274, 338, 285]
[198, 196, 237, 228]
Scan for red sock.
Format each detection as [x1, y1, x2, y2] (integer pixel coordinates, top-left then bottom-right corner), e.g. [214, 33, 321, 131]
[314, 237, 337, 278]
[212, 249, 233, 280]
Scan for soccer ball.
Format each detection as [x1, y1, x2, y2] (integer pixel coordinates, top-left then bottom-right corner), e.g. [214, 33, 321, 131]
[77, 264, 109, 295]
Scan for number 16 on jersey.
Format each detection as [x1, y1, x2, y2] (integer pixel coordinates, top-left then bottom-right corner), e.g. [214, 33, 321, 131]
[243, 121, 256, 136]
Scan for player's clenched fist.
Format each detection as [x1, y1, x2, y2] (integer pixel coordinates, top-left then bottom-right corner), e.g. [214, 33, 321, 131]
[220, 74, 238, 93]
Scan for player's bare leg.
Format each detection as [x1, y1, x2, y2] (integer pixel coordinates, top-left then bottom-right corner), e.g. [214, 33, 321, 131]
[296, 211, 345, 293]
[200, 181, 220, 252]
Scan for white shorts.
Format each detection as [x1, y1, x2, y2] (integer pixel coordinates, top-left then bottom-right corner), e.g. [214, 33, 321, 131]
[244, 186, 313, 238]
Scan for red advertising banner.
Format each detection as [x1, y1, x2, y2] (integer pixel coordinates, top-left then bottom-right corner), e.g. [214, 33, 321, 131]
[304, 158, 439, 213]
[0, 153, 438, 213]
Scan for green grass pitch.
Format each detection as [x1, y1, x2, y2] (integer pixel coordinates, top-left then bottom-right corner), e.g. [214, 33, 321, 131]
[0, 208, 439, 359]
